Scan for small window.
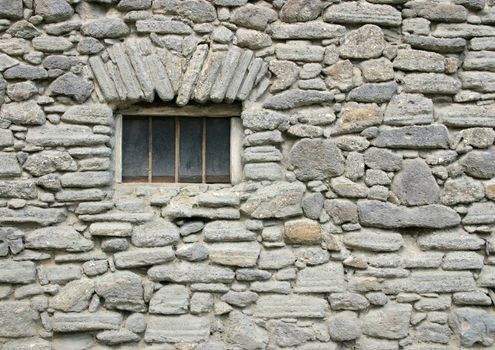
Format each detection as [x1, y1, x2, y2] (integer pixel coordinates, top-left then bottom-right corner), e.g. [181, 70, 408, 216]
[116, 105, 242, 184]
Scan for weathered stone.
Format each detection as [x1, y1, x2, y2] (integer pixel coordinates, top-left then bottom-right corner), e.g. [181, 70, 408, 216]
[89, 222, 132, 237]
[2, 338, 51, 350]
[329, 311, 361, 341]
[348, 81, 397, 103]
[464, 202, 495, 225]
[460, 147, 495, 179]
[0, 260, 35, 284]
[6, 81, 37, 102]
[34, 0, 73, 23]
[131, 220, 179, 247]
[360, 57, 394, 82]
[0, 206, 66, 226]
[362, 303, 411, 339]
[437, 104, 495, 127]
[208, 242, 260, 267]
[231, 4, 276, 31]
[324, 59, 362, 92]
[0, 100, 45, 125]
[241, 182, 305, 219]
[114, 247, 175, 268]
[364, 147, 402, 171]
[149, 285, 189, 315]
[145, 315, 209, 343]
[258, 247, 296, 269]
[411, 2, 467, 23]
[404, 34, 466, 53]
[394, 49, 445, 72]
[23, 151, 76, 177]
[148, 262, 234, 283]
[77, 37, 104, 54]
[226, 310, 268, 350]
[136, 20, 192, 34]
[222, 291, 258, 307]
[403, 73, 461, 94]
[268, 60, 298, 92]
[340, 25, 386, 59]
[324, 2, 402, 26]
[52, 311, 123, 332]
[0, 302, 37, 337]
[50, 72, 93, 103]
[175, 0, 216, 23]
[61, 104, 112, 125]
[254, 295, 328, 318]
[329, 293, 370, 311]
[60, 171, 111, 188]
[333, 102, 382, 134]
[383, 271, 476, 293]
[236, 28, 271, 50]
[242, 109, 289, 131]
[451, 308, 495, 347]
[453, 292, 492, 306]
[0, 153, 20, 177]
[391, 158, 439, 206]
[81, 19, 129, 38]
[443, 252, 484, 270]
[289, 139, 344, 181]
[244, 162, 283, 181]
[26, 226, 93, 252]
[434, 23, 495, 38]
[302, 192, 324, 220]
[372, 125, 450, 149]
[355, 337, 398, 350]
[295, 262, 345, 293]
[418, 228, 485, 251]
[331, 177, 369, 198]
[267, 319, 312, 347]
[284, 219, 321, 245]
[0, 180, 37, 199]
[279, 0, 321, 23]
[95, 272, 145, 312]
[440, 176, 485, 205]
[0, 0, 23, 19]
[117, 0, 151, 10]
[50, 279, 94, 312]
[26, 124, 109, 147]
[358, 200, 461, 229]
[271, 22, 345, 40]
[32, 36, 72, 52]
[343, 229, 404, 252]
[384, 93, 433, 125]
[263, 89, 333, 109]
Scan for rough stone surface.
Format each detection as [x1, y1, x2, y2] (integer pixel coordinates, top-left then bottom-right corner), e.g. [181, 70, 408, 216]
[289, 139, 344, 180]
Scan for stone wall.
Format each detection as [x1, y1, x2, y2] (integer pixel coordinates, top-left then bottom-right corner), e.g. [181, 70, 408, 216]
[0, 0, 495, 349]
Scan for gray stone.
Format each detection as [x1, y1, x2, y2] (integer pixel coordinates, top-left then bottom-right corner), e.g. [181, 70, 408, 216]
[372, 125, 450, 149]
[95, 272, 145, 312]
[364, 147, 402, 171]
[258, 247, 296, 269]
[453, 292, 492, 306]
[0, 302, 37, 337]
[176, 243, 209, 262]
[443, 252, 484, 270]
[264, 89, 333, 110]
[324, 2, 401, 26]
[362, 303, 411, 339]
[175, 0, 216, 23]
[226, 311, 268, 350]
[271, 22, 345, 40]
[0, 54, 19, 71]
[325, 199, 358, 224]
[464, 202, 495, 225]
[0, 0, 23, 19]
[145, 315, 209, 343]
[302, 192, 324, 220]
[2, 338, 51, 350]
[34, 0, 73, 22]
[0, 206, 66, 226]
[358, 200, 461, 229]
[356, 337, 398, 350]
[26, 226, 93, 252]
[340, 25, 386, 59]
[330, 177, 369, 198]
[295, 262, 345, 293]
[203, 221, 255, 242]
[0, 153, 20, 177]
[149, 285, 189, 315]
[61, 104, 112, 125]
[0, 38, 30, 56]
[241, 181, 305, 219]
[77, 37, 104, 54]
[393, 49, 445, 72]
[0, 260, 35, 284]
[479, 266, 495, 288]
[403, 73, 461, 94]
[383, 271, 476, 294]
[50, 279, 94, 312]
[32, 36, 72, 52]
[44, 264, 81, 284]
[391, 158, 439, 206]
[333, 103, 382, 135]
[222, 291, 257, 307]
[417, 228, 485, 251]
[0, 100, 46, 125]
[148, 262, 234, 283]
[50, 72, 92, 103]
[329, 293, 370, 311]
[459, 71, 495, 92]
[280, 0, 321, 23]
[114, 247, 175, 268]
[131, 220, 179, 247]
[343, 229, 404, 252]
[254, 294, 328, 318]
[384, 93, 433, 125]
[125, 313, 146, 333]
[404, 34, 466, 53]
[242, 109, 289, 131]
[135, 20, 192, 34]
[461, 128, 495, 148]
[329, 311, 362, 341]
[0, 180, 37, 199]
[460, 147, 495, 179]
[23, 150, 77, 177]
[81, 18, 129, 38]
[440, 176, 485, 205]
[60, 171, 111, 188]
[410, 2, 467, 22]
[289, 139, 344, 181]
[324, 59, 362, 92]
[51, 311, 123, 332]
[236, 28, 271, 50]
[89, 223, 132, 238]
[438, 104, 495, 127]
[348, 81, 397, 103]
[244, 162, 283, 181]
[464, 51, 495, 72]
[231, 4, 276, 31]
[267, 320, 312, 347]
[434, 23, 495, 38]
[96, 329, 140, 345]
[208, 242, 260, 267]
[117, 0, 151, 10]
[6, 81, 37, 101]
[269, 60, 299, 92]
[451, 308, 495, 347]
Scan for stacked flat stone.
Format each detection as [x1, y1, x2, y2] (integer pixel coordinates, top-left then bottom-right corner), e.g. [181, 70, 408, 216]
[0, 0, 494, 348]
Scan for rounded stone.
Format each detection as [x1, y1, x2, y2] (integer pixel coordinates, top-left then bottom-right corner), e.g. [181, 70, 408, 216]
[328, 311, 362, 341]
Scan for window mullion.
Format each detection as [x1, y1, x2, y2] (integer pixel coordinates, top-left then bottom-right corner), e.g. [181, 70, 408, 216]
[202, 117, 206, 184]
[175, 117, 179, 183]
[148, 116, 152, 183]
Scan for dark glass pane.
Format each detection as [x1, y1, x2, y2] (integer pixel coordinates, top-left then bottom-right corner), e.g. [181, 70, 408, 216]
[179, 117, 202, 183]
[122, 117, 149, 182]
[206, 118, 230, 183]
[152, 118, 175, 182]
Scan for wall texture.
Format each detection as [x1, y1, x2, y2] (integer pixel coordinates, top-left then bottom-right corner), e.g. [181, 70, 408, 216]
[0, 0, 495, 349]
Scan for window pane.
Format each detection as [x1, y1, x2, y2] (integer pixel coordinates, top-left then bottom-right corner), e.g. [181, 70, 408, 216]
[179, 117, 203, 183]
[152, 118, 175, 182]
[122, 117, 149, 182]
[206, 118, 230, 183]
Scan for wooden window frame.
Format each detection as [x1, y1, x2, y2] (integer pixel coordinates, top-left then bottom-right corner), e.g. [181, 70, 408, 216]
[115, 104, 243, 185]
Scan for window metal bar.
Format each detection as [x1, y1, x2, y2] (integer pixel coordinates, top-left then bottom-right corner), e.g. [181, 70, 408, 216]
[202, 117, 206, 184]
[148, 116, 153, 183]
[174, 117, 179, 183]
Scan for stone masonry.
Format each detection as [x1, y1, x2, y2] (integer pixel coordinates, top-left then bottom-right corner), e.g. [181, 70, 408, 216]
[0, 0, 495, 349]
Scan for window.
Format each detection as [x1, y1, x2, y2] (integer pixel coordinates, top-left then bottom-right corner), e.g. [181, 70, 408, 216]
[115, 104, 242, 184]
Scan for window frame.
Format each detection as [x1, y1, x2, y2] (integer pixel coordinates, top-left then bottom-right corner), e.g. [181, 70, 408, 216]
[115, 104, 243, 185]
